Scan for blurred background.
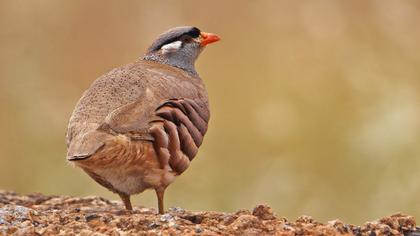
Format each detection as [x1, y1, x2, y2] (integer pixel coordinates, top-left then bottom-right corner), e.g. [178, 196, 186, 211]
[1, 0, 420, 224]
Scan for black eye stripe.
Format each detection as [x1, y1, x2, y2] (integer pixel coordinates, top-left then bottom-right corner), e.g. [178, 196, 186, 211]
[147, 26, 202, 52]
[186, 27, 200, 38]
[160, 30, 198, 49]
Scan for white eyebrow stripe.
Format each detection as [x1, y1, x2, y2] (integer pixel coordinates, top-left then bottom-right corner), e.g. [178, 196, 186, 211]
[161, 41, 182, 53]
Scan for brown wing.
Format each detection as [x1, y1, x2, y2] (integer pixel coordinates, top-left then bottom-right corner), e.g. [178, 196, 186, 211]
[101, 91, 160, 141]
[98, 60, 209, 139]
[67, 60, 210, 170]
[66, 62, 149, 160]
[103, 94, 210, 174]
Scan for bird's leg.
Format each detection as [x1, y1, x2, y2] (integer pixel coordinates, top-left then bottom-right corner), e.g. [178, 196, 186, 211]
[155, 187, 166, 214]
[118, 193, 133, 211]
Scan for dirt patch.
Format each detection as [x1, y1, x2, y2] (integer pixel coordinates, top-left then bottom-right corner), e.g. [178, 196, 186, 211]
[0, 191, 418, 235]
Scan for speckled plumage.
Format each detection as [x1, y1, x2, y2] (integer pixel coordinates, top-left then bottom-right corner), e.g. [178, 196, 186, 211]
[67, 60, 208, 156]
[66, 26, 218, 213]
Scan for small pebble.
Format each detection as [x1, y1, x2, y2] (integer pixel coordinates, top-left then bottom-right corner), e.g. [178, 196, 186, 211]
[160, 214, 173, 222]
[148, 222, 160, 229]
[169, 207, 185, 213]
[195, 225, 203, 233]
[85, 214, 100, 222]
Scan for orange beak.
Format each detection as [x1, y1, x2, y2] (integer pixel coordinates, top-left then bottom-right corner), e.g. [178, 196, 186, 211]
[200, 32, 220, 46]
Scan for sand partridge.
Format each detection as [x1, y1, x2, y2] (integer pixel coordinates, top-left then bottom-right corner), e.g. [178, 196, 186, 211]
[66, 26, 220, 213]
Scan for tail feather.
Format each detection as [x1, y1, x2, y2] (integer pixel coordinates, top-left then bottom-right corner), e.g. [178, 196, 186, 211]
[67, 154, 92, 161]
[67, 130, 107, 161]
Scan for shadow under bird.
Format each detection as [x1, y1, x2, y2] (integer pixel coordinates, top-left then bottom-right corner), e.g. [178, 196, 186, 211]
[66, 26, 220, 213]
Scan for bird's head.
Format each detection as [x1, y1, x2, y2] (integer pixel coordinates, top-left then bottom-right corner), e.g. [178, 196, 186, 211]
[143, 26, 220, 76]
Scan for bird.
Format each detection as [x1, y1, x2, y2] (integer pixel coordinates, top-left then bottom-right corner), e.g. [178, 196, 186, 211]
[65, 26, 220, 214]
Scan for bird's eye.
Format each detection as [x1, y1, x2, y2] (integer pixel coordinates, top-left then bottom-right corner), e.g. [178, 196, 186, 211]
[185, 27, 200, 38]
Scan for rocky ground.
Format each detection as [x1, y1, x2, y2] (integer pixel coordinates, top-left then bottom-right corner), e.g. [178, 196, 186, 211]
[0, 191, 419, 235]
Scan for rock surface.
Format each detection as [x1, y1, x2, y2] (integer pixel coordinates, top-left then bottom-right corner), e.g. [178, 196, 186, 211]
[0, 191, 418, 235]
